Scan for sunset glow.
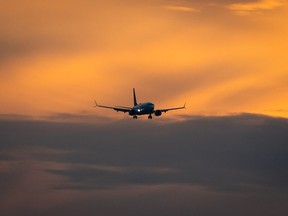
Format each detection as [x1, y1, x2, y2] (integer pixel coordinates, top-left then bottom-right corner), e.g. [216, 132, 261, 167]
[1, 0, 288, 119]
[1, 2, 288, 215]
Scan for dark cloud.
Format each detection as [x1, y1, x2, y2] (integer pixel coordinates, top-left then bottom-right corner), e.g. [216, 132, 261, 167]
[1, 113, 288, 215]
[2, 114, 288, 188]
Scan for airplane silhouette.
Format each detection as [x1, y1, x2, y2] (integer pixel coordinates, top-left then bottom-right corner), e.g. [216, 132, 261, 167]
[94, 88, 186, 119]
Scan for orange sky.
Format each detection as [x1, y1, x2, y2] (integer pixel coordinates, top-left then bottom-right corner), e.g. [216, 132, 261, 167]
[1, 0, 288, 119]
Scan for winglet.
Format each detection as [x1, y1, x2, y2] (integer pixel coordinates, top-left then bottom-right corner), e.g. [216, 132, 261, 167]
[94, 100, 98, 107]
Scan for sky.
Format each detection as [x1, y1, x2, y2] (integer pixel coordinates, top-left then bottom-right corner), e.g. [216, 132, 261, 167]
[1, 0, 288, 118]
[1, 0, 288, 215]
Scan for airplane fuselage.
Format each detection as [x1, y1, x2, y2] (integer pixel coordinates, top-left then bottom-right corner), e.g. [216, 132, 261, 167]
[129, 102, 154, 116]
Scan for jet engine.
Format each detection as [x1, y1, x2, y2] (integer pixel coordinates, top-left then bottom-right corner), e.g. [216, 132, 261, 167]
[154, 110, 162, 116]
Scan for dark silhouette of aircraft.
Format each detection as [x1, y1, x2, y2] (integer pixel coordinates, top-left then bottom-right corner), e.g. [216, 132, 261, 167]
[94, 88, 186, 119]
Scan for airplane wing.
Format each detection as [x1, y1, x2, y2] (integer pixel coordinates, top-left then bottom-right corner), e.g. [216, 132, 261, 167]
[157, 103, 186, 113]
[94, 100, 131, 113]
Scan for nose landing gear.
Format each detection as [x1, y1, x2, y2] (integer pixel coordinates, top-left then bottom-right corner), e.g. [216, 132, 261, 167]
[148, 114, 152, 119]
[133, 116, 137, 119]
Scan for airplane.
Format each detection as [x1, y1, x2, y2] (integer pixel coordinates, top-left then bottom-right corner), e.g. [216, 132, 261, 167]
[94, 88, 186, 119]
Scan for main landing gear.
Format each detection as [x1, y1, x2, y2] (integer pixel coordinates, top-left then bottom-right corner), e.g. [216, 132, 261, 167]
[132, 115, 152, 119]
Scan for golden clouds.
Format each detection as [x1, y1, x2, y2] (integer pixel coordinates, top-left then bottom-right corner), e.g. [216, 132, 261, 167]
[163, 5, 199, 12]
[228, 0, 286, 15]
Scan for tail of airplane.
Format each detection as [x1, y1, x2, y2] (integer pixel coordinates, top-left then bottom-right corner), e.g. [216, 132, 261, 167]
[133, 88, 138, 106]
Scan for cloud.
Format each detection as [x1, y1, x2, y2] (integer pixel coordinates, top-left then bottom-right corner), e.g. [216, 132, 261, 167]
[227, 0, 286, 15]
[1, 114, 288, 190]
[1, 113, 288, 215]
[163, 5, 199, 12]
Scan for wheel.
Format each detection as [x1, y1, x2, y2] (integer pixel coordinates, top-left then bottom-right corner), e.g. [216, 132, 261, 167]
[148, 115, 152, 119]
[133, 116, 137, 119]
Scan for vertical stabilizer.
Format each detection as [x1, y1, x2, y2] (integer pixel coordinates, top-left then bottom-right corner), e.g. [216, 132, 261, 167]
[133, 88, 138, 106]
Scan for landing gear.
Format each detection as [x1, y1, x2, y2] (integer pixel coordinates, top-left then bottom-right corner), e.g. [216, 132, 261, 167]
[133, 116, 137, 119]
[148, 114, 152, 119]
